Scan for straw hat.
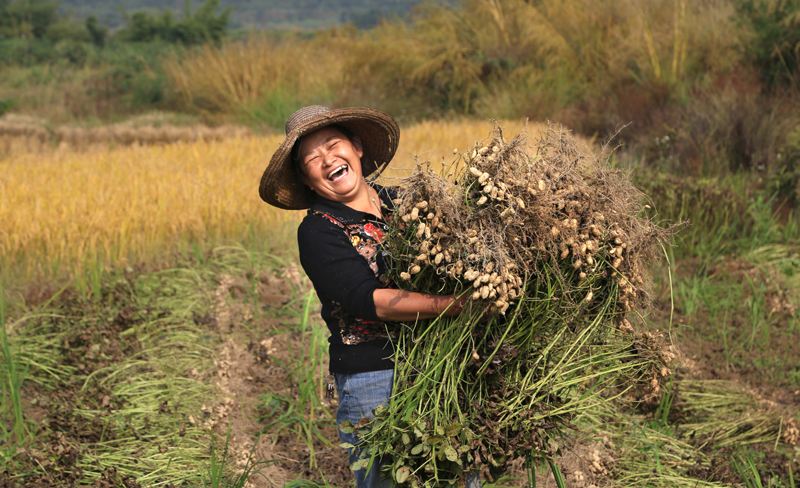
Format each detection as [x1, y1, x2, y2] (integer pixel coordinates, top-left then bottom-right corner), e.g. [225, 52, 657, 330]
[259, 105, 400, 209]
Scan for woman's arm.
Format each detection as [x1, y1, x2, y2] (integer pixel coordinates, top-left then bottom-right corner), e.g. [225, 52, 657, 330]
[372, 288, 465, 322]
[298, 215, 466, 323]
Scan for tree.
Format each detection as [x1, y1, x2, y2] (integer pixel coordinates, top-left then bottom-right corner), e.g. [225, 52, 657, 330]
[119, 0, 229, 45]
[0, 0, 59, 38]
[736, 0, 800, 88]
[85, 15, 107, 47]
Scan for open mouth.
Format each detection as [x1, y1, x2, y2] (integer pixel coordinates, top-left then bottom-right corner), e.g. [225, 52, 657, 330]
[327, 164, 349, 182]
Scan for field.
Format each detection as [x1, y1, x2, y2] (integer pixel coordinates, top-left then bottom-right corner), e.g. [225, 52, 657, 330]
[1, 118, 798, 487]
[1, 0, 800, 485]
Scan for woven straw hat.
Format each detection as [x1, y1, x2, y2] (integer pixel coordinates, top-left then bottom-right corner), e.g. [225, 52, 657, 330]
[259, 105, 400, 209]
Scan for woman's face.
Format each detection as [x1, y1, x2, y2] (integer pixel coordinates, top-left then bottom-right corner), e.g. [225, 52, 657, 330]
[297, 126, 365, 203]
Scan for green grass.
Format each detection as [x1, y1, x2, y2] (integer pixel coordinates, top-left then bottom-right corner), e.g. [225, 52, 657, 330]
[668, 245, 800, 388]
[0, 305, 26, 454]
[639, 171, 800, 389]
[635, 172, 799, 262]
[207, 431, 258, 488]
[258, 289, 334, 476]
[1, 169, 799, 487]
[0, 245, 301, 485]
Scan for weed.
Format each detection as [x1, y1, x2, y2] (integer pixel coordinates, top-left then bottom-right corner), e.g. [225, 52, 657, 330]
[732, 450, 766, 488]
[676, 380, 785, 449]
[164, 35, 335, 122]
[258, 290, 332, 471]
[206, 430, 257, 488]
[736, 0, 800, 88]
[0, 249, 289, 485]
[0, 300, 26, 449]
[284, 481, 328, 488]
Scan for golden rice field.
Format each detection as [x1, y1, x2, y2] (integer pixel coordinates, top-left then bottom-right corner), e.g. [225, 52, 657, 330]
[0, 119, 537, 286]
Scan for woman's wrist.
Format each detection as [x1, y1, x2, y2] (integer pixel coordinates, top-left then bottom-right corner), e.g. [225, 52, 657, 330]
[373, 288, 465, 321]
[440, 294, 466, 316]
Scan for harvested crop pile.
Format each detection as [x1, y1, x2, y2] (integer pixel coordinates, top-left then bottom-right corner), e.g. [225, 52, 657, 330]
[349, 124, 672, 486]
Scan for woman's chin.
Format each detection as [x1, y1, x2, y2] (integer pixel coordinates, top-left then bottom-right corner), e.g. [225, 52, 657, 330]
[333, 174, 362, 195]
[321, 182, 359, 201]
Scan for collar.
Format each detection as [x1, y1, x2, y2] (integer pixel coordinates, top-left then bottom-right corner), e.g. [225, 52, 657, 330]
[308, 183, 396, 224]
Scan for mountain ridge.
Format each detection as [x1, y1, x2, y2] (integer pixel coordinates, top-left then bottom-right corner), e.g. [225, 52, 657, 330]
[58, 0, 431, 30]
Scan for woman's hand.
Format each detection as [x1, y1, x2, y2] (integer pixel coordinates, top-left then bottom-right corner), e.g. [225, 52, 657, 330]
[372, 288, 467, 322]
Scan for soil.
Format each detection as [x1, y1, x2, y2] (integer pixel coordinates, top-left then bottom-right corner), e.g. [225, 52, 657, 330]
[2, 262, 353, 487]
[4, 249, 797, 487]
[2, 284, 144, 486]
[663, 256, 800, 409]
[207, 270, 351, 487]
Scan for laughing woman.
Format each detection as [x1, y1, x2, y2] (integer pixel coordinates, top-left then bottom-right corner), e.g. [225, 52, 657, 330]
[258, 106, 479, 487]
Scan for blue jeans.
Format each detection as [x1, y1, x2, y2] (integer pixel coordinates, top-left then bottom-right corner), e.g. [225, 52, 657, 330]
[334, 369, 481, 488]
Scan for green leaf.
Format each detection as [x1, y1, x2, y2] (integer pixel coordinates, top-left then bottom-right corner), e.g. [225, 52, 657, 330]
[425, 435, 445, 446]
[401, 432, 411, 445]
[395, 466, 411, 483]
[339, 421, 354, 434]
[339, 442, 356, 449]
[445, 423, 461, 437]
[350, 458, 369, 471]
[411, 443, 425, 456]
[444, 445, 459, 462]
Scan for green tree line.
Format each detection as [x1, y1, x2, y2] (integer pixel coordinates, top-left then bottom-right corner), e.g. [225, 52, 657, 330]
[0, 0, 229, 45]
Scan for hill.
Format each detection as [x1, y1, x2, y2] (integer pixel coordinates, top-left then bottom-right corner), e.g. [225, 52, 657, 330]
[58, 0, 431, 30]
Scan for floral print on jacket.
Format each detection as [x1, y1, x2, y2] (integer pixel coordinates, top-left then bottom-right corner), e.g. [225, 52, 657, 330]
[311, 210, 394, 345]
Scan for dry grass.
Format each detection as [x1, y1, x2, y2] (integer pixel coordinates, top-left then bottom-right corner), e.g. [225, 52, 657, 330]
[164, 34, 342, 120]
[0, 114, 251, 156]
[0, 133, 285, 282]
[161, 0, 741, 126]
[0, 118, 544, 287]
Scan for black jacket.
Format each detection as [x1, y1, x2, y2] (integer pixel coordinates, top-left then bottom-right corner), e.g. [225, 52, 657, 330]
[297, 184, 397, 373]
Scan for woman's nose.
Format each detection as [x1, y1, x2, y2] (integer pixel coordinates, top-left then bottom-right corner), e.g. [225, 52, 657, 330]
[322, 151, 337, 167]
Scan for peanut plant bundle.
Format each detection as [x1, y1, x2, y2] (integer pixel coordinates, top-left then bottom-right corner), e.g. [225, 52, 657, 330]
[347, 125, 671, 486]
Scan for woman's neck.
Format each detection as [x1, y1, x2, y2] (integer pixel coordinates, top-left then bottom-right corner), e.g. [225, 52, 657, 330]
[343, 180, 381, 218]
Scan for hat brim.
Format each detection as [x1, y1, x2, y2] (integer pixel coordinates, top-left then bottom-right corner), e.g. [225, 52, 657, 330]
[259, 107, 400, 210]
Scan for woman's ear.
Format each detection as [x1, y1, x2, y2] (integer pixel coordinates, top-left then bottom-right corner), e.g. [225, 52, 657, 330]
[350, 135, 364, 159]
[294, 158, 314, 193]
[299, 170, 314, 193]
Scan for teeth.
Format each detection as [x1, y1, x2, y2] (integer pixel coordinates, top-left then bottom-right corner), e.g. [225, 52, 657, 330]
[328, 165, 348, 180]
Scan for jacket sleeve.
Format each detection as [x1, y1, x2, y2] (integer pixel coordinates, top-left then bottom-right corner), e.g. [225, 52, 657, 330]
[297, 216, 381, 321]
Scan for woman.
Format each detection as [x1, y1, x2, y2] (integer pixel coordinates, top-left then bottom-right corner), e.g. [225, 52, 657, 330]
[259, 105, 479, 487]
